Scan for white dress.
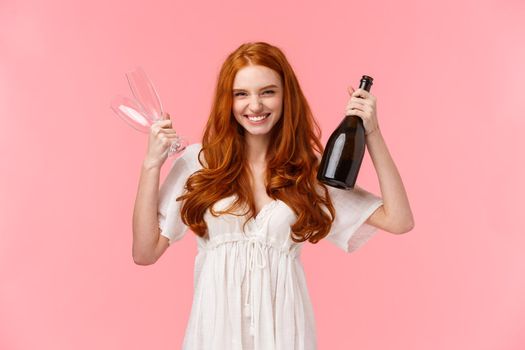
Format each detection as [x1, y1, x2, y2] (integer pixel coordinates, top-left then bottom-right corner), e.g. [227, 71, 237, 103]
[158, 143, 384, 350]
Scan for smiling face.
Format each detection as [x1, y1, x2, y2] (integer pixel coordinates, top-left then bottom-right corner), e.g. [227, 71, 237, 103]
[232, 65, 283, 138]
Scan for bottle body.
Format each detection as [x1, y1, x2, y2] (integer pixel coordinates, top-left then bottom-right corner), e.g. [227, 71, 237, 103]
[317, 75, 373, 190]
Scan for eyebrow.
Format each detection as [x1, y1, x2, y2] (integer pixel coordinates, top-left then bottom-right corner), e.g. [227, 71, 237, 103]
[232, 84, 279, 92]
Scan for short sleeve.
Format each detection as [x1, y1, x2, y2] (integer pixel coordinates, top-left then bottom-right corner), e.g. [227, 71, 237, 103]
[324, 184, 384, 253]
[157, 143, 202, 245]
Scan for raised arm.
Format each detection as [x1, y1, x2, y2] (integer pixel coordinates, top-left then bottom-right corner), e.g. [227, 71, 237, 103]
[132, 112, 181, 265]
[132, 161, 170, 265]
[365, 129, 414, 234]
[346, 86, 414, 234]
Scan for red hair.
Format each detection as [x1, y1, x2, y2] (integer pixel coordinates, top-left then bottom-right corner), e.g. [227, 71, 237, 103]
[178, 41, 336, 244]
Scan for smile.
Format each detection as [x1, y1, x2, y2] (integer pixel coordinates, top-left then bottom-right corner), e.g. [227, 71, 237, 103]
[244, 113, 271, 122]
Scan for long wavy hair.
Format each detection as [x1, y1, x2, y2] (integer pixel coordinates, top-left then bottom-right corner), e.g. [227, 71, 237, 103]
[178, 41, 336, 244]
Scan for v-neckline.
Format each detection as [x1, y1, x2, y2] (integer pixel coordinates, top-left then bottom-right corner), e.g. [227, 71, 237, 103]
[252, 199, 280, 222]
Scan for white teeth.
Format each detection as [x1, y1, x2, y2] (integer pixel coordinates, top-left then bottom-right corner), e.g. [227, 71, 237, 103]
[247, 113, 269, 121]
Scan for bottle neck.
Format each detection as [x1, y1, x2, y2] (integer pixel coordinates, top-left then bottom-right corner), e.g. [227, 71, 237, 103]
[359, 79, 372, 92]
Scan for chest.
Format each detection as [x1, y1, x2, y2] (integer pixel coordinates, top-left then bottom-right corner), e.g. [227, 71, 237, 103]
[249, 166, 274, 216]
[203, 194, 298, 244]
[200, 160, 298, 238]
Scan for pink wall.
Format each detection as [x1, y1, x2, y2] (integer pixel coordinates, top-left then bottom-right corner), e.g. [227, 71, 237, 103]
[1, 0, 524, 349]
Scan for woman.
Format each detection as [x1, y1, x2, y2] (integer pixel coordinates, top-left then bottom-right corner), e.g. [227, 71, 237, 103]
[132, 41, 414, 350]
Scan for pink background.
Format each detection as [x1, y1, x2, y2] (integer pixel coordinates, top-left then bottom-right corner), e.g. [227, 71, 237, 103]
[1, 0, 524, 349]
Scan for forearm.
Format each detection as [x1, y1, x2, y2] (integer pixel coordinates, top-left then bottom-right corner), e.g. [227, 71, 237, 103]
[366, 129, 414, 231]
[132, 162, 162, 263]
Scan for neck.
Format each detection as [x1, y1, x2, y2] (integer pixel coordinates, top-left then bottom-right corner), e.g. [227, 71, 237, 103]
[244, 134, 270, 166]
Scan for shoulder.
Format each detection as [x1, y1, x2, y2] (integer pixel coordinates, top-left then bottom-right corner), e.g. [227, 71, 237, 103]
[183, 142, 202, 157]
[181, 142, 204, 172]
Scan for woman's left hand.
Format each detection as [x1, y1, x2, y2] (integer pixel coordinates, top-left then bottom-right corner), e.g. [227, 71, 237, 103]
[345, 86, 380, 136]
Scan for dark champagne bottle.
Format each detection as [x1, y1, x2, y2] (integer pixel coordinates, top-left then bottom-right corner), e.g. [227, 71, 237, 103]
[317, 75, 374, 189]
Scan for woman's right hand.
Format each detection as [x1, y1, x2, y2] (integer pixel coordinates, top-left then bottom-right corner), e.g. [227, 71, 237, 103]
[143, 112, 179, 169]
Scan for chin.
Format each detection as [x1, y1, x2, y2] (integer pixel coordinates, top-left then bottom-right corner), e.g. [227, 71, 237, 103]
[244, 127, 271, 135]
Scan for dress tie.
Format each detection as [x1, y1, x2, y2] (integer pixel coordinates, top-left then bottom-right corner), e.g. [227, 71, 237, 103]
[243, 239, 267, 336]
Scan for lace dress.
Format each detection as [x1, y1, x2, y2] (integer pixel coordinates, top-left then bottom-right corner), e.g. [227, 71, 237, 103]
[157, 143, 384, 350]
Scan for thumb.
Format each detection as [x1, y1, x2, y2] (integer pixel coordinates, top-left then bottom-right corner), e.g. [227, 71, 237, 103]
[347, 86, 355, 96]
[162, 111, 171, 120]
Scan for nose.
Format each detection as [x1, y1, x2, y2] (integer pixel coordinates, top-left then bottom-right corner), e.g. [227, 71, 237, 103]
[248, 96, 263, 113]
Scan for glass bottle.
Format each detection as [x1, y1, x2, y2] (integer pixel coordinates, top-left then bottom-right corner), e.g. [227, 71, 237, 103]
[317, 75, 373, 189]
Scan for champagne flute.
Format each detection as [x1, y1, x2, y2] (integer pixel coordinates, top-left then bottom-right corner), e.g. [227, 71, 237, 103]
[110, 66, 188, 156]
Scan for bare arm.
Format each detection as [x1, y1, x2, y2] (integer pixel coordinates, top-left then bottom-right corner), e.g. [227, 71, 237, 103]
[132, 160, 170, 265]
[365, 129, 415, 234]
[345, 86, 414, 234]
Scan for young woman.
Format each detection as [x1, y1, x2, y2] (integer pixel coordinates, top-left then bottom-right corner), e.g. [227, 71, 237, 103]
[132, 41, 414, 350]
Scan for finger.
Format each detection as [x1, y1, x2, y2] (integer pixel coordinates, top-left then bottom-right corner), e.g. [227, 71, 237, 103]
[153, 118, 171, 126]
[350, 97, 368, 106]
[161, 134, 180, 141]
[346, 108, 365, 117]
[352, 88, 370, 99]
[347, 86, 355, 96]
[347, 101, 367, 110]
[351, 96, 373, 104]
[158, 128, 178, 135]
[157, 119, 172, 128]
[152, 123, 173, 135]
[363, 104, 373, 113]
[159, 132, 180, 140]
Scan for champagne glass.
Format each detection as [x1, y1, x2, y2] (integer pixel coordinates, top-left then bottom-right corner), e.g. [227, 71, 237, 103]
[110, 66, 188, 156]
